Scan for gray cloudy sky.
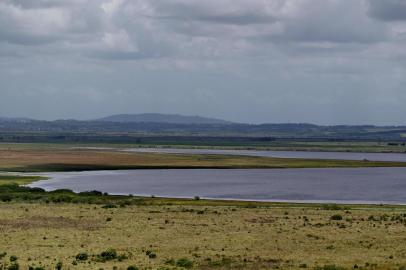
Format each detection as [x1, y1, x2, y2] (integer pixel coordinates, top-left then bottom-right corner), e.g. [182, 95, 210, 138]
[1, 0, 406, 124]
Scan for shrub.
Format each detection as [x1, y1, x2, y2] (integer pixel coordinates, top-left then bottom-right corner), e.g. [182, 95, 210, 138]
[9, 255, 17, 262]
[322, 204, 343, 210]
[79, 190, 103, 196]
[29, 266, 45, 270]
[56, 261, 63, 270]
[97, 249, 117, 262]
[146, 250, 156, 259]
[50, 189, 74, 194]
[127, 266, 139, 270]
[176, 258, 194, 269]
[330, 214, 343, 221]
[28, 187, 46, 193]
[315, 265, 346, 270]
[102, 204, 117, 209]
[0, 194, 13, 202]
[75, 252, 88, 261]
[50, 195, 73, 203]
[7, 263, 19, 270]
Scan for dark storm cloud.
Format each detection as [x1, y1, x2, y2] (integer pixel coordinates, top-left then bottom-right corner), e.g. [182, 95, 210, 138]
[368, 0, 406, 21]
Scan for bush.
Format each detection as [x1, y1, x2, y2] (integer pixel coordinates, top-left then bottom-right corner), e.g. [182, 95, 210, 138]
[50, 195, 73, 203]
[7, 263, 19, 270]
[97, 248, 117, 262]
[9, 255, 17, 262]
[56, 261, 63, 270]
[127, 266, 139, 270]
[75, 252, 88, 261]
[322, 204, 345, 210]
[0, 194, 13, 202]
[28, 187, 46, 193]
[315, 265, 346, 270]
[176, 258, 194, 269]
[79, 190, 103, 196]
[146, 250, 156, 259]
[50, 189, 73, 194]
[29, 267, 45, 270]
[102, 204, 117, 209]
[330, 214, 343, 221]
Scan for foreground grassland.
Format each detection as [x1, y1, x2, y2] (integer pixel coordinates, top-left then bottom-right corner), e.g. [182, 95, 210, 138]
[1, 144, 406, 172]
[2, 201, 406, 270]
[1, 177, 406, 270]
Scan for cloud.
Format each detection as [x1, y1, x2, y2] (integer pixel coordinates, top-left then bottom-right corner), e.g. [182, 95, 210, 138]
[149, 0, 278, 25]
[0, 0, 394, 57]
[1, 0, 406, 124]
[276, 0, 389, 44]
[367, 0, 406, 21]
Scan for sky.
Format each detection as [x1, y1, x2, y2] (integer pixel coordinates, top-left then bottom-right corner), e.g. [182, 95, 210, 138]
[1, 0, 406, 125]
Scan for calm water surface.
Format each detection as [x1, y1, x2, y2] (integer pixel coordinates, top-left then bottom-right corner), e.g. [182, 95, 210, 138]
[29, 167, 406, 204]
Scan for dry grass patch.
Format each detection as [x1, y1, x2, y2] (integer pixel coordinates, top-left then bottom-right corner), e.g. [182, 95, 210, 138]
[1, 203, 406, 269]
[1, 146, 406, 172]
[0, 216, 100, 230]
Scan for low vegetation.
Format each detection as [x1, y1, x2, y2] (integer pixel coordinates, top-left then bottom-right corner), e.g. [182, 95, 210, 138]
[1, 197, 406, 269]
[1, 144, 406, 172]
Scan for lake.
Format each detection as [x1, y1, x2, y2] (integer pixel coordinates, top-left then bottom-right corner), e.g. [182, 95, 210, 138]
[29, 167, 406, 204]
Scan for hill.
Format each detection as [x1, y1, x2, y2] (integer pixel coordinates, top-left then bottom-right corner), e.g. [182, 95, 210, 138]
[95, 113, 232, 125]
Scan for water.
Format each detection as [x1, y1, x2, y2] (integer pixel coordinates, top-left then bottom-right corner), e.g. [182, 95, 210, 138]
[125, 148, 406, 162]
[29, 167, 406, 204]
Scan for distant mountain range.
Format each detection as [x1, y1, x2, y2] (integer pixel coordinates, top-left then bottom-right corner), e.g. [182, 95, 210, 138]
[95, 113, 232, 125]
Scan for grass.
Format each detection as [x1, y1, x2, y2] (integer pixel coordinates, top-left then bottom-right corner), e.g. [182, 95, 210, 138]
[0, 175, 45, 185]
[1, 140, 406, 153]
[1, 199, 406, 269]
[1, 144, 406, 172]
[1, 175, 406, 269]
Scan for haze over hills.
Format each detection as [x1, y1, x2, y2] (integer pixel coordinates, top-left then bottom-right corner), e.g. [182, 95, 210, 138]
[0, 117, 34, 123]
[95, 113, 233, 125]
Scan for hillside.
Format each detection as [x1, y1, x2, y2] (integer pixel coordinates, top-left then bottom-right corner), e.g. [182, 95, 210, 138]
[96, 113, 232, 125]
